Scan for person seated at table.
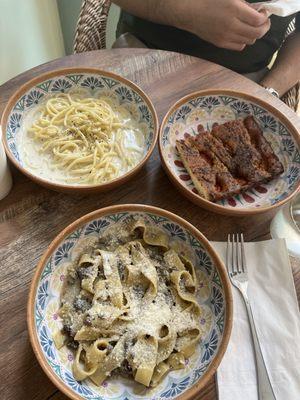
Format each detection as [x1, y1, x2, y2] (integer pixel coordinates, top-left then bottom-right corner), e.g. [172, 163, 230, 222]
[113, 0, 300, 98]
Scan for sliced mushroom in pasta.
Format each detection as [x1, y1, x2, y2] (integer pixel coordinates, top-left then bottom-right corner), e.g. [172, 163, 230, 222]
[55, 218, 205, 387]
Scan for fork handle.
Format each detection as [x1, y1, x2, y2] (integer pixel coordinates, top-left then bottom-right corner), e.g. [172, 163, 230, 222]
[244, 297, 277, 400]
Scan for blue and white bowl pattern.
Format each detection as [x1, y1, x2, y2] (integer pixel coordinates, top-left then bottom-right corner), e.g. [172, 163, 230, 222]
[5, 73, 155, 176]
[161, 94, 300, 209]
[34, 211, 226, 400]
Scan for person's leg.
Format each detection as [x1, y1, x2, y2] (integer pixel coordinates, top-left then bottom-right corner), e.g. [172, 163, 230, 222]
[113, 11, 147, 49]
[243, 67, 269, 83]
[112, 32, 147, 48]
[244, 67, 299, 111]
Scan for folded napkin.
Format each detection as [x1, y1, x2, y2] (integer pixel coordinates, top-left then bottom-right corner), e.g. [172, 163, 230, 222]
[212, 239, 300, 400]
[252, 1, 300, 17]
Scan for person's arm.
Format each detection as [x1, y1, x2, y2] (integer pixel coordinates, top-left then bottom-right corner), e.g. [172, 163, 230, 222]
[113, 0, 180, 27]
[260, 30, 300, 97]
[113, 0, 270, 51]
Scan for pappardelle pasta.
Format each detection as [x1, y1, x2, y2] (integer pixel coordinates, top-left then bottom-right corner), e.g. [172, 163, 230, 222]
[54, 218, 203, 388]
[22, 92, 146, 185]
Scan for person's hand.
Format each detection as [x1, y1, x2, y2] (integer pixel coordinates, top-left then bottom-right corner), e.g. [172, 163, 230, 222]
[180, 0, 271, 51]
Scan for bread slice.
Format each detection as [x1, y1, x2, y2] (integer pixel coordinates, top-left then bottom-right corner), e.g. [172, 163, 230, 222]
[176, 136, 242, 201]
[243, 116, 284, 177]
[194, 129, 236, 174]
[176, 139, 210, 200]
[176, 117, 284, 203]
[211, 120, 272, 183]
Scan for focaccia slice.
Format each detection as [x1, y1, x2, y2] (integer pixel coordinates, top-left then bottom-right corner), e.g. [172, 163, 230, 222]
[176, 137, 242, 201]
[243, 116, 284, 177]
[211, 120, 272, 183]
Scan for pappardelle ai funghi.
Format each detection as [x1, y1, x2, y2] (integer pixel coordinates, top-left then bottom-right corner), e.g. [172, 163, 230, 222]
[54, 217, 203, 388]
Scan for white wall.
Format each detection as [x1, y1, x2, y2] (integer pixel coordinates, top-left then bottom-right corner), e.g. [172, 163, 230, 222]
[0, 1, 121, 85]
[106, 3, 121, 48]
[0, 0, 65, 84]
[57, 0, 82, 55]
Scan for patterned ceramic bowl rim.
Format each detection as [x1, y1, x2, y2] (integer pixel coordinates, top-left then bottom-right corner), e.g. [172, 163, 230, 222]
[159, 89, 300, 216]
[27, 204, 233, 400]
[1, 67, 159, 193]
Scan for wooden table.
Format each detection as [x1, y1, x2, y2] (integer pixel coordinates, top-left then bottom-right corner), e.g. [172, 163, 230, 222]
[0, 49, 299, 400]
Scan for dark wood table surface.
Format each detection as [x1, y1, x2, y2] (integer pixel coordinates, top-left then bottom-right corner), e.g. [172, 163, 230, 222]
[0, 49, 299, 400]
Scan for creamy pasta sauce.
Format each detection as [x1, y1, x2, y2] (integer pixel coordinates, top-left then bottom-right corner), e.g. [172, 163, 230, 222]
[18, 93, 147, 185]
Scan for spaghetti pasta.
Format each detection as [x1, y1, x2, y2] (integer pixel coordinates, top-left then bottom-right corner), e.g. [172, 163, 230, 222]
[23, 92, 146, 184]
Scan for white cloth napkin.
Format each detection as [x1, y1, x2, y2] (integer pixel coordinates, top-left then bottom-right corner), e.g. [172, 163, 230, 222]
[252, 1, 300, 17]
[212, 239, 300, 400]
[0, 126, 12, 200]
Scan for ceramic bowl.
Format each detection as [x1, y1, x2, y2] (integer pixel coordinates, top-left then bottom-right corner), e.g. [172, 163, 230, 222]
[1, 68, 158, 193]
[159, 89, 300, 216]
[27, 204, 232, 400]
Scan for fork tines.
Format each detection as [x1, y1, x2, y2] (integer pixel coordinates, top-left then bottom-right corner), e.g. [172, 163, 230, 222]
[227, 233, 247, 276]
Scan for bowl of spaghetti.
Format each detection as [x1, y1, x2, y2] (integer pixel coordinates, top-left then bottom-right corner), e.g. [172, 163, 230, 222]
[1, 68, 158, 193]
[28, 204, 232, 400]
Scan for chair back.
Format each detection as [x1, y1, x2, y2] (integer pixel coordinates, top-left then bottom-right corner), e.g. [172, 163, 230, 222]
[73, 0, 111, 53]
[282, 18, 299, 112]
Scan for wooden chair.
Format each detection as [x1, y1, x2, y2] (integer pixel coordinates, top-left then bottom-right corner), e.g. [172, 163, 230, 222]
[73, 0, 299, 112]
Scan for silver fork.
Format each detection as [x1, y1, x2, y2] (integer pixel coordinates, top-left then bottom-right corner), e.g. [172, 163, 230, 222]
[227, 234, 276, 400]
